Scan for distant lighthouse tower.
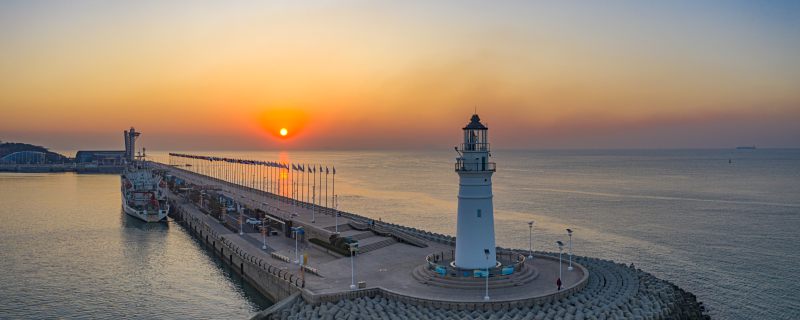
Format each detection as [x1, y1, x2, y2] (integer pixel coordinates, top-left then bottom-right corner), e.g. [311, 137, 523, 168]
[454, 114, 497, 269]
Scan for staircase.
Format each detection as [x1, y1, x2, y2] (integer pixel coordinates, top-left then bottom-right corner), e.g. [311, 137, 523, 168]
[411, 263, 539, 290]
[324, 224, 352, 233]
[339, 229, 374, 241]
[357, 237, 398, 253]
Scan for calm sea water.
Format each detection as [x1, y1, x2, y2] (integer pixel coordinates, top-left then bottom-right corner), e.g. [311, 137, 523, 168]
[2, 149, 799, 319]
[0, 173, 272, 319]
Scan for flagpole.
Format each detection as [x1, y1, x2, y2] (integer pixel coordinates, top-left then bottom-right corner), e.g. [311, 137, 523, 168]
[325, 167, 328, 209]
[286, 164, 290, 201]
[307, 164, 310, 208]
[272, 163, 276, 195]
[300, 165, 304, 205]
[285, 163, 289, 201]
[312, 165, 316, 209]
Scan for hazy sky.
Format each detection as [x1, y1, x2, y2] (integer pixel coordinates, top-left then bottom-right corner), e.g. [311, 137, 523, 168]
[1, 1, 798, 150]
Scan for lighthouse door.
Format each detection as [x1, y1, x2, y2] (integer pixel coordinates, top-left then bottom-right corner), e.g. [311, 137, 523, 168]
[482, 156, 486, 171]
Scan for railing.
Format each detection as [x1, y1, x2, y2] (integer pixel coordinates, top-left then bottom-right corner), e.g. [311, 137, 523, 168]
[425, 251, 525, 277]
[454, 161, 496, 172]
[458, 143, 490, 152]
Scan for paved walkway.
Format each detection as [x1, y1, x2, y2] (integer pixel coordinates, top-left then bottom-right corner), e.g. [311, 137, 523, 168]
[159, 163, 587, 303]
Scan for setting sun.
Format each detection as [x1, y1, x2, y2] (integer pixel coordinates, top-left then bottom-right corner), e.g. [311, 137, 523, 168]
[279, 128, 288, 136]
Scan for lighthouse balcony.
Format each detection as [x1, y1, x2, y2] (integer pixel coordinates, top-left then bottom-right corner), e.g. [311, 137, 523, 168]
[455, 161, 496, 172]
[457, 143, 490, 152]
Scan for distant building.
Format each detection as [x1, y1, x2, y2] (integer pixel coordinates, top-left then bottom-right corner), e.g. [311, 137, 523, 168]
[74, 127, 140, 165]
[124, 127, 140, 162]
[74, 150, 126, 165]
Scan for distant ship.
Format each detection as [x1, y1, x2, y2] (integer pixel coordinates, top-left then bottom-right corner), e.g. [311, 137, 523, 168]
[121, 164, 169, 222]
[736, 146, 756, 150]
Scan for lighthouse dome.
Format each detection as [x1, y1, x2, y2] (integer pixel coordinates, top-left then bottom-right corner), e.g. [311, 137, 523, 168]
[463, 114, 487, 130]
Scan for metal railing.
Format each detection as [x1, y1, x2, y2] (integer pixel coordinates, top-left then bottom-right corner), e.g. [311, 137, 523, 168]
[454, 161, 496, 172]
[458, 143, 490, 152]
[425, 251, 525, 277]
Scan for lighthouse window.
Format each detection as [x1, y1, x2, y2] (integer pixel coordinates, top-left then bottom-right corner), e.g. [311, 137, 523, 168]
[477, 209, 482, 218]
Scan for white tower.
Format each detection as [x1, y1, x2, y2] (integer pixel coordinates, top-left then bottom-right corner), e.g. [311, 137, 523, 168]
[454, 114, 497, 269]
[124, 127, 140, 162]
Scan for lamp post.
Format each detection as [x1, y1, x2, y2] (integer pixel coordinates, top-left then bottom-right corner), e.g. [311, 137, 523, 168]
[349, 243, 357, 290]
[238, 203, 244, 236]
[312, 186, 316, 223]
[334, 195, 340, 234]
[261, 222, 267, 250]
[527, 221, 535, 260]
[556, 240, 564, 290]
[292, 227, 302, 264]
[567, 228, 574, 271]
[483, 249, 491, 301]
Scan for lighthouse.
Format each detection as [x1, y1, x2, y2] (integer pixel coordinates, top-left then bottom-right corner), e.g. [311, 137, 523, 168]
[454, 114, 497, 269]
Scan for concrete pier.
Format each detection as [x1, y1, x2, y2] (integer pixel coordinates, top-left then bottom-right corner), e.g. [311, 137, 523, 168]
[157, 163, 708, 319]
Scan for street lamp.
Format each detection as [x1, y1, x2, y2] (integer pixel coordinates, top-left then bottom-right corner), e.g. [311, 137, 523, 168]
[556, 240, 564, 290]
[527, 221, 535, 260]
[483, 248, 490, 301]
[334, 195, 340, 234]
[261, 223, 267, 250]
[292, 227, 303, 264]
[238, 203, 244, 236]
[349, 242, 358, 290]
[566, 228, 574, 271]
[312, 186, 316, 223]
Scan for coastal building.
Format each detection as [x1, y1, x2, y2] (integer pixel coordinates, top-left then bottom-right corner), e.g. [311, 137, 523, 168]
[454, 114, 497, 269]
[74, 150, 126, 165]
[74, 127, 140, 165]
[124, 127, 140, 162]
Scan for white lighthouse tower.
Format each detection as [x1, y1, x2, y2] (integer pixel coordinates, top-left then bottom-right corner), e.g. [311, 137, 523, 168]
[454, 114, 497, 269]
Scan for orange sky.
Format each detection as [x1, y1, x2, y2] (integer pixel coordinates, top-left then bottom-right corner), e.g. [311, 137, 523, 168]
[1, 1, 798, 150]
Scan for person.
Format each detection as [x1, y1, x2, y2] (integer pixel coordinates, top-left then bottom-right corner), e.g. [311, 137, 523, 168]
[556, 277, 562, 291]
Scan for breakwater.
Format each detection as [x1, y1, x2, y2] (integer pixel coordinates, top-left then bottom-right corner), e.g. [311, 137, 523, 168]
[169, 197, 303, 302]
[162, 164, 708, 320]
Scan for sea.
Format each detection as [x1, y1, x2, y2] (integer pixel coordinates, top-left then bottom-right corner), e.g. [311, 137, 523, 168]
[1, 149, 798, 319]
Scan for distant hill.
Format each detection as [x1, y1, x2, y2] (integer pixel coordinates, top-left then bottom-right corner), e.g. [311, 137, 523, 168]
[0, 141, 71, 163]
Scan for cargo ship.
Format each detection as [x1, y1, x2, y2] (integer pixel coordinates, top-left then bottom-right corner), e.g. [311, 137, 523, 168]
[121, 163, 169, 222]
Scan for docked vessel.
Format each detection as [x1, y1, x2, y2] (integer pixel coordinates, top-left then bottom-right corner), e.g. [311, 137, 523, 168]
[121, 163, 169, 222]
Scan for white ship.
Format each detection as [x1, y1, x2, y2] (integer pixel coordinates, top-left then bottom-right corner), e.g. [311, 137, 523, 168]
[121, 164, 169, 222]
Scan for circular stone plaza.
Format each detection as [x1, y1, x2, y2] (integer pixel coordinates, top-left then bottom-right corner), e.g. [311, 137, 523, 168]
[161, 114, 708, 320]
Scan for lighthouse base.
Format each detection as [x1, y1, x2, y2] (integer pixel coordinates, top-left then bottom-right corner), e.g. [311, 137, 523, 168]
[422, 251, 526, 279]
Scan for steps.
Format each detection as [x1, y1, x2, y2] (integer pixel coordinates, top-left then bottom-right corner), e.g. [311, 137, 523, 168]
[411, 263, 539, 290]
[324, 224, 352, 233]
[338, 230, 374, 241]
[357, 237, 398, 253]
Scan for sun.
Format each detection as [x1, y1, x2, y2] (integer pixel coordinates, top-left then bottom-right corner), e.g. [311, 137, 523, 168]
[279, 128, 288, 136]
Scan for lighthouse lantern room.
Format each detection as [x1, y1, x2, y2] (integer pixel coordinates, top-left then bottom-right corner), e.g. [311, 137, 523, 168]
[454, 114, 497, 269]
